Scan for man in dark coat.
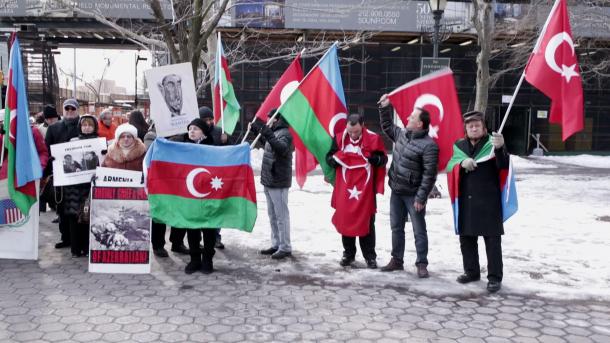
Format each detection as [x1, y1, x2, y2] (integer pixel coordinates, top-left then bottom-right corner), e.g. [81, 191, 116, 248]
[250, 109, 294, 260]
[45, 98, 80, 249]
[378, 94, 439, 278]
[451, 111, 509, 293]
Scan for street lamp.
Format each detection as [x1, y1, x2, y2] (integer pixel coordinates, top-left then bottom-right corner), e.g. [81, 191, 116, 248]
[428, 0, 448, 58]
[134, 54, 148, 109]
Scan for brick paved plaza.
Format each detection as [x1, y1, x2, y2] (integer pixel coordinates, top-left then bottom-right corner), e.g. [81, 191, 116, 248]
[0, 211, 609, 342]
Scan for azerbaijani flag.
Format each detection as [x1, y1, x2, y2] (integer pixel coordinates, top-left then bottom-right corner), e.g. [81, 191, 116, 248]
[278, 44, 348, 184]
[213, 33, 241, 135]
[144, 138, 256, 231]
[445, 137, 518, 234]
[3, 37, 42, 216]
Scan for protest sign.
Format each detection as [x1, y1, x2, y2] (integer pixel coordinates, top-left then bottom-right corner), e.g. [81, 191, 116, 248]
[50, 138, 106, 186]
[0, 180, 38, 260]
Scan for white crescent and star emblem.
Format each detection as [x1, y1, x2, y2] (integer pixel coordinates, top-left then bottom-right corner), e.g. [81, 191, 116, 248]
[544, 32, 579, 83]
[185, 168, 224, 198]
[414, 94, 444, 139]
[279, 80, 300, 104]
[347, 186, 362, 200]
[328, 113, 347, 138]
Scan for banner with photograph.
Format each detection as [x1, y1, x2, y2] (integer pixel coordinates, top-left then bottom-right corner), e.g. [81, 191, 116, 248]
[144, 62, 199, 138]
[89, 169, 150, 274]
[0, 180, 38, 260]
[50, 138, 107, 186]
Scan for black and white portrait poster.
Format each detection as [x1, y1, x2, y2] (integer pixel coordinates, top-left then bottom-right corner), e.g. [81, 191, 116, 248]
[50, 138, 107, 186]
[144, 62, 199, 137]
[88, 173, 150, 274]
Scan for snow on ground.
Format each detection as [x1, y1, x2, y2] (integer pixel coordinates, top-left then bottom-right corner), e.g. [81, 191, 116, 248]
[532, 154, 610, 169]
[235, 151, 610, 301]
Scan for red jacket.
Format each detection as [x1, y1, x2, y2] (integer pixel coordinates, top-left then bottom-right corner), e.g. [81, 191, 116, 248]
[0, 126, 49, 180]
[98, 121, 118, 141]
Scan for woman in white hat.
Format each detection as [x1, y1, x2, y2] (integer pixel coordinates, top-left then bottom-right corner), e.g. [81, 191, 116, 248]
[101, 123, 147, 170]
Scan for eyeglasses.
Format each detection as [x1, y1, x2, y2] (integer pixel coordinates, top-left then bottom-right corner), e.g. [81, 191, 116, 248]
[64, 107, 77, 111]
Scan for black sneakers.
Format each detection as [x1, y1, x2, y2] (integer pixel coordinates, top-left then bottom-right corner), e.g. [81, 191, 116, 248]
[340, 256, 355, 267]
[487, 280, 502, 293]
[456, 274, 481, 284]
[271, 251, 292, 260]
[260, 247, 278, 255]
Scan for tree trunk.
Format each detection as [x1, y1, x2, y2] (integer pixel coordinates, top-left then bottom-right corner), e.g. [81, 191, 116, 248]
[472, 0, 494, 113]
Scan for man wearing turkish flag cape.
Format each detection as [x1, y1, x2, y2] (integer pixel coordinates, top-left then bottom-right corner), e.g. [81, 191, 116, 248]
[326, 114, 387, 269]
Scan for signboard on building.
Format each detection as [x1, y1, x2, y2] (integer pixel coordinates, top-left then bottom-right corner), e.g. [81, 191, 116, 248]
[0, 0, 173, 19]
[420, 57, 450, 77]
[283, 0, 473, 33]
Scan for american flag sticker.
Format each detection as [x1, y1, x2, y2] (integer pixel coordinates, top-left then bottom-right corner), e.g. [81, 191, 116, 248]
[0, 199, 25, 225]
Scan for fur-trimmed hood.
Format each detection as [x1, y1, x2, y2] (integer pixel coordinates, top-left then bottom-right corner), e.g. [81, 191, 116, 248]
[106, 139, 147, 165]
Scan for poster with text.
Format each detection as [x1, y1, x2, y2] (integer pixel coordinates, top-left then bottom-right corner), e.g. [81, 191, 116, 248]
[145, 62, 199, 138]
[0, 180, 39, 260]
[50, 138, 107, 186]
[88, 172, 150, 274]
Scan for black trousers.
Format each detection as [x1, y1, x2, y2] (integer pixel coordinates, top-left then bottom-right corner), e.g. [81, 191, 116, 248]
[169, 227, 186, 247]
[151, 222, 166, 250]
[58, 211, 71, 243]
[67, 215, 88, 255]
[186, 229, 217, 263]
[459, 235, 503, 282]
[342, 216, 376, 261]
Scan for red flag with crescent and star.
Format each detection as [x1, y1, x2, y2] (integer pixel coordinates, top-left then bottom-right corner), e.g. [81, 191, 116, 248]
[331, 128, 386, 237]
[388, 68, 463, 171]
[253, 55, 317, 188]
[525, 0, 583, 141]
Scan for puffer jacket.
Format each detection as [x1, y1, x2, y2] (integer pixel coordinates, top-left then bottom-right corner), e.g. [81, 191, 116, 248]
[102, 139, 147, 172]
[260, 119, 293, 188]
[380, 105, 438, 203]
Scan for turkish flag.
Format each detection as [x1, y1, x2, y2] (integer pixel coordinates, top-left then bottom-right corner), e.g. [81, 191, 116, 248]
[525, 0, 583, 141]
[331, 129, 386, 237]
[388, 69, 463, 171]
[254, 55, 317, 188]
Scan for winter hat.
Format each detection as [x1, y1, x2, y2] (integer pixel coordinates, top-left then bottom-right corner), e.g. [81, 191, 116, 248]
[63, 98, 79, 109]
[198, 106, 213, 120]
[463, 110, 485, 123]
[115, 123, 138, 140]
[43, 105, 59, 119]
[188, 118, 211, 134]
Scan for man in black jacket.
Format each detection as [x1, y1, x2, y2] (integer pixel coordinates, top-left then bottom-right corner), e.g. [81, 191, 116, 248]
[453, 111, 508, 293]
[45, 98, 81, 249]
[378, 94, 439, 278]
[250, 109, 294, 260]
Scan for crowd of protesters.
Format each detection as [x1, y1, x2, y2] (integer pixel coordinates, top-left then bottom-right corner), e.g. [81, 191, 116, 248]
[33, 95, 509, 293]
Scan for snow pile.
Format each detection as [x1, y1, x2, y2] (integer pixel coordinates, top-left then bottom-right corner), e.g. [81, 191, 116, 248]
[532, 154, 610, 169]
[222, 154, 610, 301]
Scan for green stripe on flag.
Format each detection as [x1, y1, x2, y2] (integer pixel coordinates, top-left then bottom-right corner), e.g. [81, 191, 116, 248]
[445, 136, 494, 172]
[220, 69, 240, 135]
[281, 90, 335, 184]
[149, 195, 256, 232]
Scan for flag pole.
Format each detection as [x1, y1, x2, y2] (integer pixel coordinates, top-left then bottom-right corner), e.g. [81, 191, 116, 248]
[497, 0, 561, 134]
[217, 32, 226, 134]
[244, 48, 307, 145]
[250, 43, 337, 148]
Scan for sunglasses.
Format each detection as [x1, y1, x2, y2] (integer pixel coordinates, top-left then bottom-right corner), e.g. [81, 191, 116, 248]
[64, 107, 77, 111]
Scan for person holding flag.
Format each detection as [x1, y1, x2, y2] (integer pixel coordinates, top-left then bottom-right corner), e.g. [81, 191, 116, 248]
[446, 111, 509, 293]
[250, 109, 294, 260]
[378, 94, 438, 278]
[326, 113, 387, 269]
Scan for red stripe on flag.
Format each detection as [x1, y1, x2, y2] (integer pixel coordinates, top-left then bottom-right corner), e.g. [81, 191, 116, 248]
[298, 68, 347, 136]
[147, 161, 256, 202]
[221, 55, 232, 83]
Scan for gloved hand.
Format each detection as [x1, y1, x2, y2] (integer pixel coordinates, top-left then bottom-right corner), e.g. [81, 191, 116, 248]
[327, 158, 339, 169]
[101, 149, 108, 155]
[250, 118, 265, 133]
[367, 155, 381, 166]
[48, 156, 55, 163]
[461, 158, 477, 172]
[491, 132, 504, 149]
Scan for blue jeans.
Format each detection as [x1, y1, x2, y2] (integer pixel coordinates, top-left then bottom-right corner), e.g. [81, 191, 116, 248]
[264, 187, 291, 253]
[390, 193, 428, 265]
